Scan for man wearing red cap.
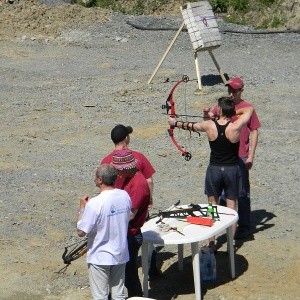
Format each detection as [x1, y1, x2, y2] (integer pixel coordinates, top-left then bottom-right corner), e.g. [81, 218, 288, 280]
[204, 78, 261, 239]
[169, 96, 254, 249]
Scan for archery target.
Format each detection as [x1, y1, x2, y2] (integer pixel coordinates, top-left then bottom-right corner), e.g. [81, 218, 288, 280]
[181, 1, 222, 52]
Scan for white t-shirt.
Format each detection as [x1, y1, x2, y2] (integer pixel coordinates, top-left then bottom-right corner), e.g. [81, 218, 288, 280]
[77, 189, 131, 265]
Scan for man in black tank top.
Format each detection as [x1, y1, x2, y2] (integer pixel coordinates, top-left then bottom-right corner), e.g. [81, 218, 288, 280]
[168, 97, 254, 251]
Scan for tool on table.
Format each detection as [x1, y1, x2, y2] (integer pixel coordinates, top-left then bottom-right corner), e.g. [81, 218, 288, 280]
[158, 222, 185, 235]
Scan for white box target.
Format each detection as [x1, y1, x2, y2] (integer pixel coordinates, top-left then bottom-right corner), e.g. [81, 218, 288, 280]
[180, 1, 222, 52]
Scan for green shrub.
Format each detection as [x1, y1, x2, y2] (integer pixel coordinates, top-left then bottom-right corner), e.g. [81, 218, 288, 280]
[130, 0, 146, 15]
[256, 0, 276, 5]
[209, 0, 228, 13]
[229, 0, 249, 12]
[71, 0, 288, 29]
[271, 15, 281, 28]
[71, 0, 111, 8]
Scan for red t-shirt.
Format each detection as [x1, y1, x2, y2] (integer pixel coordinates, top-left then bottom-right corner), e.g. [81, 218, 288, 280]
[101, 148, 155, 188]
[121, 172, 150, 236]
[211, 100, 261, 158]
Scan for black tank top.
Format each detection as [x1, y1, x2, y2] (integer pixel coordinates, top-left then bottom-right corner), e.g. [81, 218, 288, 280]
[209, 121, 239, 166]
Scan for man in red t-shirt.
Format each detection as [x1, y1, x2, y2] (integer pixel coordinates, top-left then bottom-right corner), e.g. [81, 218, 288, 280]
[100, 124, 155, 207]
[203, 78, 261, 239]
[101, 125, 161, 280]
[110, 149, 150, 297]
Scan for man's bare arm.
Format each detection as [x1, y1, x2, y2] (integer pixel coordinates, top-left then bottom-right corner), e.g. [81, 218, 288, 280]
[130, 208, 138, 220]
[146, 177, 154, 207]
[168, 116, 211, 133]
[246, 129, 259, 169]
[234, 107, 254, 130]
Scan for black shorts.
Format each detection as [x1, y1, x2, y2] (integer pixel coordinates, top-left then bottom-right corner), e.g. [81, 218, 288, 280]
[205, 165, 243, 199]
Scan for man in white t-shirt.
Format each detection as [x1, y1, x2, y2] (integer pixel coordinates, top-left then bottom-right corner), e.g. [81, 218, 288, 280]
[77, 164, 132, 300]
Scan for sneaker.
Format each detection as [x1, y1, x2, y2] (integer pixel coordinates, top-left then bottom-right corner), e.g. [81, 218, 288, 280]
[234, 230, 251, 240]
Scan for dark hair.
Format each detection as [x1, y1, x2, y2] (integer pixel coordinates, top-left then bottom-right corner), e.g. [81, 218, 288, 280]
[111, 124, 133, 144]
[96, 164, 118, 186]
[218, 97, 235, 118]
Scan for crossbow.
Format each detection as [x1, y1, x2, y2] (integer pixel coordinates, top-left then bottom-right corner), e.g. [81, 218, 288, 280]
[56, 238, 88, 273]
[156, 202, 220, 224]
[162, 75, 200, 161]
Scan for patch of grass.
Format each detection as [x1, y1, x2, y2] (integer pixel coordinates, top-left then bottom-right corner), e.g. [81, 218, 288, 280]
[71, 0, 289, 28]
[72, 0, 172, 15]
[229, 0, 249, 12]
[71, 0, 113, 9]
[210, 0, 228, 13]
[270, 15, 282, 28]
[130, 0, 146, 15]
[256, 0, 276, 5]
[223, 0, 289, 28]
[225, 13, 248, 26]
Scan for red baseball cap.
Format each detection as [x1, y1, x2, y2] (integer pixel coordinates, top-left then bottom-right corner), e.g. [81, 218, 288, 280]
[225, 78, 244, 90]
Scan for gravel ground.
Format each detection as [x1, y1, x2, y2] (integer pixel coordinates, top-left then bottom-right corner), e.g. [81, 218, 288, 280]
[0, 1, 300, 299]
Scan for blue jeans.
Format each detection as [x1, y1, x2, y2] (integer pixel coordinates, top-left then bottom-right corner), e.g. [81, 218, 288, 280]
[125, 231, 143, 297]
[237, 158, 251, 232]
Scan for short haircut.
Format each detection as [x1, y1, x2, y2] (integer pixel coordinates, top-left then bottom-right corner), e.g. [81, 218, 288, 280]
[111, 124, 133, 144]
[218, 97, 236, 118]
[96, 164, 118, 186]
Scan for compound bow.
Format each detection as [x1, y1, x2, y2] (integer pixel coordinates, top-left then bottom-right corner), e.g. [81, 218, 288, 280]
[162, 75, 200, 161]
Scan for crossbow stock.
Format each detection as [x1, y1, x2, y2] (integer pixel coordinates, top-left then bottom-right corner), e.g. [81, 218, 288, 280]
[56, 238, 88, 273]
[155, 201, 220, 224]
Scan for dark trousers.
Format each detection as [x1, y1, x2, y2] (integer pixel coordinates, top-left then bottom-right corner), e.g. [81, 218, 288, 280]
[237, 157, 251, 232]
[125, 231, 143, 297]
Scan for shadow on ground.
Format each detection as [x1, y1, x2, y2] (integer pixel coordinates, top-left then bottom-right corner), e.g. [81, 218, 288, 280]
[144, 209, 276, 299]
[201, 73, 230, 86]
[216, 209, 276, 251]
[147, 251, 248, 300]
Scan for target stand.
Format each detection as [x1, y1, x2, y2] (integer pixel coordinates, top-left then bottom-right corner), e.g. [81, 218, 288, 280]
[148, 1, 226, 90]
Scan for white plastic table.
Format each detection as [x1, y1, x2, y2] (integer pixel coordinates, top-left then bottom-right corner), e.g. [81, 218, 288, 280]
[141, 204, 238, 300]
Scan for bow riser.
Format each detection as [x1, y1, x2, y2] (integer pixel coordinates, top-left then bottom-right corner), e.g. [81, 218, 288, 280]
[163, 75, 192, 161]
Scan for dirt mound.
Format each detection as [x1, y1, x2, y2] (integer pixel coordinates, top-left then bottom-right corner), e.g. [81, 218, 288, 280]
[0, 0, 111, 39]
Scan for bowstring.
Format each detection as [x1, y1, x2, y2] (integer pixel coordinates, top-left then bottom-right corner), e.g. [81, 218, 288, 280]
[181, 80, 202, 156]
[183, 80, 192, 154]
